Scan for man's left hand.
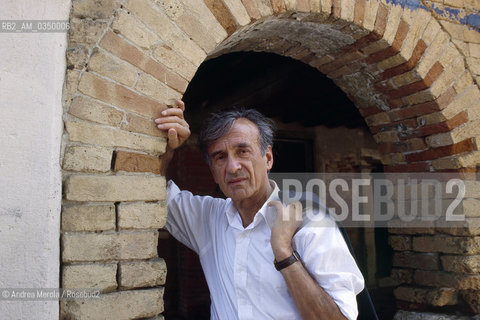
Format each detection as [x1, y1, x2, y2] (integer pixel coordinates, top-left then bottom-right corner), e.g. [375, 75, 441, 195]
[268, 201, 303, 261]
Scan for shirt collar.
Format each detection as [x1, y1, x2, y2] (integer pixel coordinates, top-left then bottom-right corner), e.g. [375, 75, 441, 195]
[225, 180, 280, 230]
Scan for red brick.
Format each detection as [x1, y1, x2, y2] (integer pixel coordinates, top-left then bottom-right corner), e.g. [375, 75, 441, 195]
[300, 52, 317, 65]
[391, 20, 410, 51]
[285, 45, 307, 59]
[353, 0, 366, 26]
[373, 3, 388, 39]
[99, 31, 188, 93]
[388, 98, 405, 109]
[380, 40, 427, 80]
[329, 65, 354, 79]
[386, 62, 444, 100]
[204, 0, 237, 35]
[388, 87, 457, 122]
[269, 39, 297, 55]
[424, 62, 445, 86]
[378, 139, 426, 154]
[365, 20, 409, 64]
[309, 55, 334, 69]
[261, 38, 295, 56]
[344, 60, 363, 74]
[402, 111, 468, 139]
[384, 162, 430, 172]
[374, 80, 394, 93]
[291, 47, 312, 60]
[269, 0, 286, 13]
[240, 0, 261, 19]
[365, 46, 396, 65]
[78, 72, 165, 119]
[435, 86, 458, 110]
[387, 80, 429, 100]
[405, 139, 475, 162]
[114, 151, 162, 174]
[319, 50, 364, 75]
[332, 0, 341, 19]
[347, 31, 382, 53]
[358, 106, 384, 117]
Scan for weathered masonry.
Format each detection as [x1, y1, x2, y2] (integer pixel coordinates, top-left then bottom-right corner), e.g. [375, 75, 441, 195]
[60, 0, 480, 318]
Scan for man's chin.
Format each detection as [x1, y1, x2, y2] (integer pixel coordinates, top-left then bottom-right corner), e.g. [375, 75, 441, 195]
[225, 188, 249, 201]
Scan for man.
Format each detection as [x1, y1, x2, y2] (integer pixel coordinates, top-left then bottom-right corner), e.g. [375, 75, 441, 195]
[155, 101, 364, 320]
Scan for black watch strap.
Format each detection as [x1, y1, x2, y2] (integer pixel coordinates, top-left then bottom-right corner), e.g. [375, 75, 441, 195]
[274, 250, 300, 271]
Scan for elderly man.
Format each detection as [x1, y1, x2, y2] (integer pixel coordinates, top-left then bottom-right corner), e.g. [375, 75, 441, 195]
[155, 101, 364, 320]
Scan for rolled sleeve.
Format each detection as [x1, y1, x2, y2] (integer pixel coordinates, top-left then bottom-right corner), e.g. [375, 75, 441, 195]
[294, 215, 364, 320]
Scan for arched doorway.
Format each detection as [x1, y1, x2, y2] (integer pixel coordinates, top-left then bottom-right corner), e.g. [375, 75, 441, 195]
[161, 51, 396, 319]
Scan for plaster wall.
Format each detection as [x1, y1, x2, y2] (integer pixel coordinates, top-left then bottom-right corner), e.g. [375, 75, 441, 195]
[0, 0, 70, 318]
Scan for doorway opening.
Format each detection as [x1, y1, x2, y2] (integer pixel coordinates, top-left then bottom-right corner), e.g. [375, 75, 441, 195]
[159, 51, 395, 319]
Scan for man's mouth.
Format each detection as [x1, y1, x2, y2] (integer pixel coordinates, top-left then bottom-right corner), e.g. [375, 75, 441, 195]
[227, 177, 247, 185]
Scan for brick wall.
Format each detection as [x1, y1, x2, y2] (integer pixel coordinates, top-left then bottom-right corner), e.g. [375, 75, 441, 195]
[62, 0, 480, 318]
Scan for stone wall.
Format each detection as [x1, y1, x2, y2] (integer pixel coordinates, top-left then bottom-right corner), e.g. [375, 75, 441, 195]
[0, 1, 69, 319]
[61, 0, 480, 318]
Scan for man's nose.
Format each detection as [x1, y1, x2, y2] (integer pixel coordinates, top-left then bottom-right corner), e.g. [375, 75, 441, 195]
[226, 155, 241, 173]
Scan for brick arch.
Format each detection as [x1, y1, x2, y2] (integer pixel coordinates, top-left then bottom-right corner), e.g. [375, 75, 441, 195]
[61, 0, 480, 318]
[208, 7, 479, 174]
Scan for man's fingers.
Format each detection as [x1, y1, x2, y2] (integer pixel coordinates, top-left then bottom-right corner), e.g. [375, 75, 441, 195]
[168, 128, 179, 147]
[158, 107, 185, 119]
[268, 201, 284, 216]
[289, 202, 303, 221]
[175, 100, 185, 111]
[155, 116, 189, 128]
[268, 201, 303, 223]
[157, 122, 190, 137]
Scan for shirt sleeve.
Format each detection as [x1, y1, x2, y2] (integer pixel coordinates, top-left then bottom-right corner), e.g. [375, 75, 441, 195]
[293, 213, 365, 320]
[165, 180, 221, 254]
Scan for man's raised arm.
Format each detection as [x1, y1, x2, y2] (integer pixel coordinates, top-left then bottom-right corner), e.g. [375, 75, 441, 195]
[154, 100, 191, 175]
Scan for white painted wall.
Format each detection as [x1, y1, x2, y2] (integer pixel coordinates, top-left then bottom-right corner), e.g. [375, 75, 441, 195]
[0, 1, 70, 318]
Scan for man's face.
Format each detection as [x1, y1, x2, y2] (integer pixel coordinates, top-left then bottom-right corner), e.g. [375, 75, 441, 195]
[207, 118, 273, 202]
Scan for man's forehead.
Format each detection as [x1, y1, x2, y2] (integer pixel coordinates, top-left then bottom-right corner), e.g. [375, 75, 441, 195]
[207, 118, 260, 151]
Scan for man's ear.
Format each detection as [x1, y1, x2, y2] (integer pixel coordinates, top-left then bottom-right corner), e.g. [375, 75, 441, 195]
[265, 145, 273, 170]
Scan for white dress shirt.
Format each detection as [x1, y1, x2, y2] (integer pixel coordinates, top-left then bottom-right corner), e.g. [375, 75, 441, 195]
[166, 180, 364, 320]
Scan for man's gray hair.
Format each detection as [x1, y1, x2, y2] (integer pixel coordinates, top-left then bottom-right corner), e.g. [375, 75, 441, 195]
[199, 108, 276, 166]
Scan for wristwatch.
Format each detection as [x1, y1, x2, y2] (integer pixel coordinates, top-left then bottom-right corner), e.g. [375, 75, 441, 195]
[274, 250, 300, 271]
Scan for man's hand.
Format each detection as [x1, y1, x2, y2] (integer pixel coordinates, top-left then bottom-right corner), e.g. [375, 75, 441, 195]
[268, 201, 303, 261]
[155, 100, 190, 175]
[268, 201, 349, 320]
[155, 100, 190, 150]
